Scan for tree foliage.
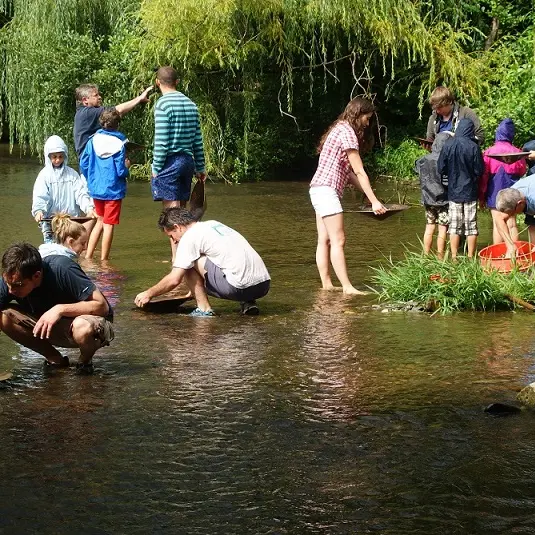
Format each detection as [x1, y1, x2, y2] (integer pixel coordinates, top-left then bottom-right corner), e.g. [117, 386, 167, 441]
[0, 0, 532, 181]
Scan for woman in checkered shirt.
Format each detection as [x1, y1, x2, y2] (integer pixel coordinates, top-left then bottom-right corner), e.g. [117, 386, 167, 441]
[309, 97, 386, 295]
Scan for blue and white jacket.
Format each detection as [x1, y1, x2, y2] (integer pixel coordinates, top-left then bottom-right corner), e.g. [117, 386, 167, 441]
[80, 129, 129, 200]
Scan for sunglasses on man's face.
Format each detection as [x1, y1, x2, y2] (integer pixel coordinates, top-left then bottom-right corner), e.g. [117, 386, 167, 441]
[3, 276, 30, 289]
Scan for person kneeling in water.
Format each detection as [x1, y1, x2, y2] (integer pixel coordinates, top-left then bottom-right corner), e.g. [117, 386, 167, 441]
[134, 207, 270, 316]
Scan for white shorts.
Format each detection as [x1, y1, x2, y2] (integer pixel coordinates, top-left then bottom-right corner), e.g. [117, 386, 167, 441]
[309, 186, 343, 217]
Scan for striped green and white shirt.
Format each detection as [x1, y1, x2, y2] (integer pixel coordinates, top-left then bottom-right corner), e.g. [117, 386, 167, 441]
[152, 91, 205, 175]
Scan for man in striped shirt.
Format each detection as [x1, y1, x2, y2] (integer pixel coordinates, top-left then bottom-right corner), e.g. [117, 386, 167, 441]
[152, 66, 207, 258]
[152, 66, 206, 203]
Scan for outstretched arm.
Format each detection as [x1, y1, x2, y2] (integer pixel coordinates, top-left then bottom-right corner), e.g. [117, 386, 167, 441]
[346, 149, 386, 214]
[495, 211, 517, 257]
[115, 86, 153, 116]
[134, 268, 185, 307]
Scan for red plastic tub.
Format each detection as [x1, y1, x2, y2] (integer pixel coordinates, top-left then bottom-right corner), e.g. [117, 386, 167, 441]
[478, 241, 535, 273]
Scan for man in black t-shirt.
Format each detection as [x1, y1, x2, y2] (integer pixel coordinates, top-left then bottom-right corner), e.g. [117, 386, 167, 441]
[0, 243, 114, 368]
[73, 83, 153, 157]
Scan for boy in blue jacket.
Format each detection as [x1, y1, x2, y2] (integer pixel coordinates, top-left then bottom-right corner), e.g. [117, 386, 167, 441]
[437, 118, 484, 259]
[80, 109, 130, 261]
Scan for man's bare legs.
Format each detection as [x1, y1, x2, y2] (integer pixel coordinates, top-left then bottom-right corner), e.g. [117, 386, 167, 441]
[0, 311, 104, 366]
[71, 316, 103, 365]
[318, 213, 365, 295]
[184, 256, 212, 312]
[162, 200, 182, 261]
[0, 311, 65, 365]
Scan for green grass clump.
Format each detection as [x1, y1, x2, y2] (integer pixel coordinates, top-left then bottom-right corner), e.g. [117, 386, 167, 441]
[368, 139, 428, 182]
[371, 253, 535, 314]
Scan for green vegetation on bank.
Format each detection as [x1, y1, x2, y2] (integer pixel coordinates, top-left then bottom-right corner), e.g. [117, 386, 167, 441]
[0, 0, 533, 182]
[372, 253, 535, 314]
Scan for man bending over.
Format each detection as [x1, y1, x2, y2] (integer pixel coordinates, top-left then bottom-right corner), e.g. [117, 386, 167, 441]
[134, 208, 270, 316]
[0, 243, 114, 369]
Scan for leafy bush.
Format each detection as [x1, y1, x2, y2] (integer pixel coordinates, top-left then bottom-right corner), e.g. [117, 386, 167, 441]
[367, 139, 427, 182]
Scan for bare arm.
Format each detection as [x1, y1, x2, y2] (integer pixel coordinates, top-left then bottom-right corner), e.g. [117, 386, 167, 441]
[346, 149, 386, 214]
[33, 289, 109, 339]
[115, 86, 153, 116]
[494, 211, 517, 257]
[134, 268, 185, 307]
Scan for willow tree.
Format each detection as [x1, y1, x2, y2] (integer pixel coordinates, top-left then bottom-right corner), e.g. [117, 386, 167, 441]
[0, 0, 136, 152]
[132, 0, 487, 179]
[0, 0, 490, 180]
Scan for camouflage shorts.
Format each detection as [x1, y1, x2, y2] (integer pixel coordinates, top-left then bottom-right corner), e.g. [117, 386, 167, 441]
[425, 205, 449, 226]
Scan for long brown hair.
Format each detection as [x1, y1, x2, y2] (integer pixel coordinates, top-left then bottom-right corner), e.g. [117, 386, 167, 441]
[51, 213, 86, 245]
[317, 97, 376, 153]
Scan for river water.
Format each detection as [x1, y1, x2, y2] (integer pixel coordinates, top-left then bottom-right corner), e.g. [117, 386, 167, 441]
[1, 147, 535, 534]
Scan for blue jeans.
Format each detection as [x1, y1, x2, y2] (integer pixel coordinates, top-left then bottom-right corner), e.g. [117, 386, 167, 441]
[39, 221, 54, 243]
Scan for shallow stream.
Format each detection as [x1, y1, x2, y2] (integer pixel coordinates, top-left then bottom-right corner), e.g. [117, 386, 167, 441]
[1, 147, 535, 534]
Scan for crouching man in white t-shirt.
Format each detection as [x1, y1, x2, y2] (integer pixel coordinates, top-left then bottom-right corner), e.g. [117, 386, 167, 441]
[134, 207, 271, 316]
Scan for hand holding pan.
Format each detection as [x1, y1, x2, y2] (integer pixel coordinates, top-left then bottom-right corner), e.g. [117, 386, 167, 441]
[488, 152, 531, 164]
[413, 137, 433, 151]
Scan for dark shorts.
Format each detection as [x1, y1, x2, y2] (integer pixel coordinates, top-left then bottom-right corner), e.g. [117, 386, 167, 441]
[151, 153, 195, 202]
[2, 306, 114, 348]
[525, 213, 535, 226]
[204, 259, 270, 302]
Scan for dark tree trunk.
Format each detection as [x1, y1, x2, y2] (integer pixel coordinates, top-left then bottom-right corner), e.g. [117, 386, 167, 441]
[484, 17, 500, 50]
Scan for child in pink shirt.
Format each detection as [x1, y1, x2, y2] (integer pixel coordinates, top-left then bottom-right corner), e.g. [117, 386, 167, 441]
[480, 118, 527, 244]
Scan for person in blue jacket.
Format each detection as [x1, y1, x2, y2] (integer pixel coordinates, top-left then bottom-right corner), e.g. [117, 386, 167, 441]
[437, 118, 484, 259]
[80, 109, 130, 261]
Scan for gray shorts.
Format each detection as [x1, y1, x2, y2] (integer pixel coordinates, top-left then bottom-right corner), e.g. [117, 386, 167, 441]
[204, 259, 270, 302]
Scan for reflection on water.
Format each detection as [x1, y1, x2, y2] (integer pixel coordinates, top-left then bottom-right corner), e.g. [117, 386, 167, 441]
[1, 145, 535, 533]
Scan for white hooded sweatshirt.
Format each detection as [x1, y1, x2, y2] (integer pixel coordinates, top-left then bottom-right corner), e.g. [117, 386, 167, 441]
[31, 135, 94, 217]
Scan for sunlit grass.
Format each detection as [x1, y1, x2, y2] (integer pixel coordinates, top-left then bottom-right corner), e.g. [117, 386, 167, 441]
[371, 252, 535, 314]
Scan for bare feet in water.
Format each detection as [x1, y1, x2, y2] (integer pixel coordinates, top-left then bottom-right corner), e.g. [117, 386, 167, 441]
[321, 285, 342, 291]
[343, 286, 369, 296]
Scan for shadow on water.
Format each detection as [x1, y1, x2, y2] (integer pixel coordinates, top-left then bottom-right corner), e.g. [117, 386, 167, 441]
[1, 146, 535, 533]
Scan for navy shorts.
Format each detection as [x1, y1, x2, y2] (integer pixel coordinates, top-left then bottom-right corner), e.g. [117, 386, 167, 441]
[152, 153, 195, 202]
[525, 213, 535, 226]
[204, 259, 270, 302]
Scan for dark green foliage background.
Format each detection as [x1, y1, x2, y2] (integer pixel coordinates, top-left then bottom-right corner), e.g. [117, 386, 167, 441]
[0, 0, 533, 182]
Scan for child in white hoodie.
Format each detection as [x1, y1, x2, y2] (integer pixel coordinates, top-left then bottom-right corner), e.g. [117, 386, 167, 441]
[38, 213, 88, 259]
[32, 135, 96, 243]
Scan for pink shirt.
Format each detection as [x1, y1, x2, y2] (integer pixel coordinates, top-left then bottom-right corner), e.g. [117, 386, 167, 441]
[310, 121, 359, 198]
[479, 140, 527, 202]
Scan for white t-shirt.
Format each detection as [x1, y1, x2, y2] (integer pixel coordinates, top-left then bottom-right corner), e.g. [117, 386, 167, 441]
[173, 221, 270, 289]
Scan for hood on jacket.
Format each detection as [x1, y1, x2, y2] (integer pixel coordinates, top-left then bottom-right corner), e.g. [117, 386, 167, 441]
[91, 130, 127, 159]
[495, 118, 515, 143]
[38, 243, 77, 259]
[44, 135, 68, 170]
[454, 118, 476, 139]
[431, 132, 453, 154]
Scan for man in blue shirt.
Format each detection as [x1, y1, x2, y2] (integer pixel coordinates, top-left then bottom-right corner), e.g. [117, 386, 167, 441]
[496, 174, 535, 255]
[73, 83, 152, 157]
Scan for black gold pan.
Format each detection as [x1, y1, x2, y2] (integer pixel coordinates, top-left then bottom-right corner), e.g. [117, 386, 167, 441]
[347, 204, 410, 221]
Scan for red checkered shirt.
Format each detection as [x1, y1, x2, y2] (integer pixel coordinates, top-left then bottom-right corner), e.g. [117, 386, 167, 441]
[310, 121, 359, 198]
